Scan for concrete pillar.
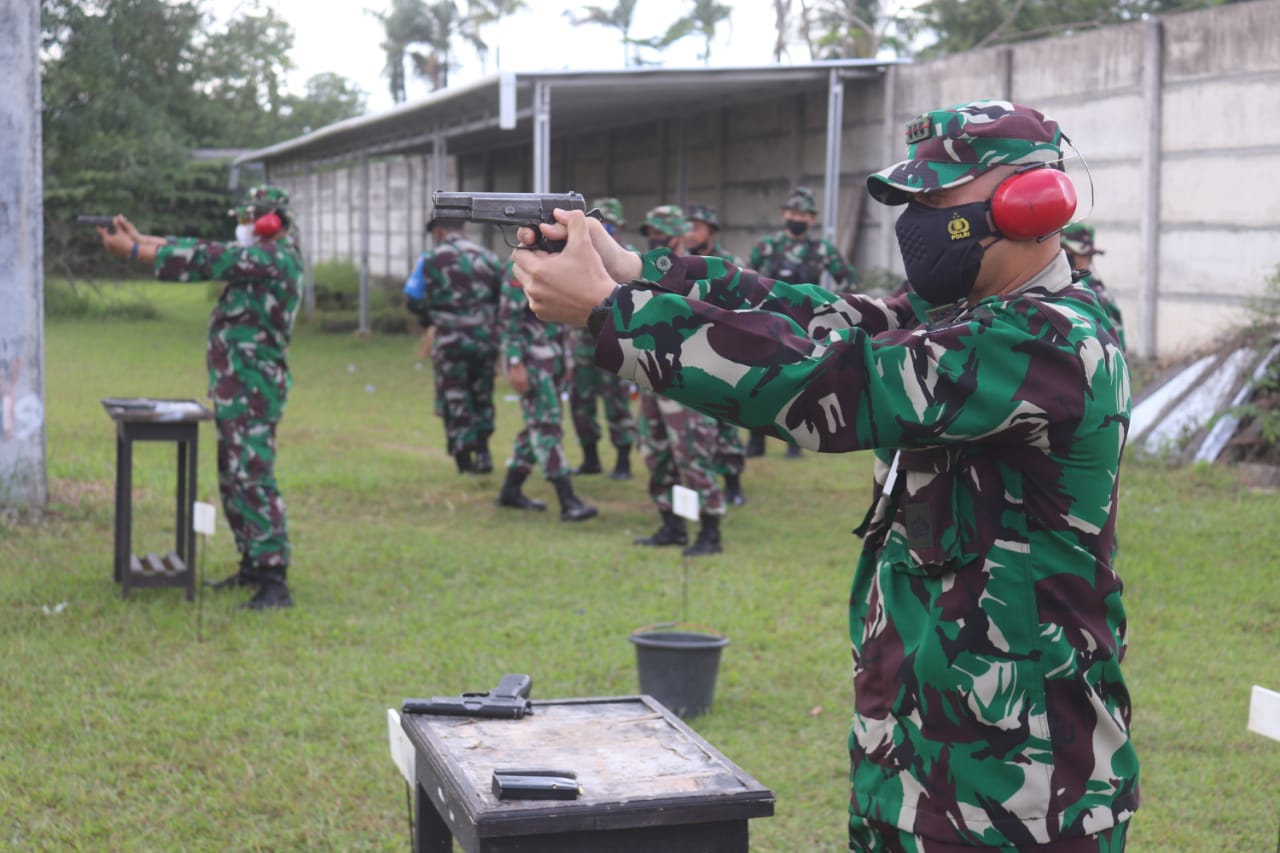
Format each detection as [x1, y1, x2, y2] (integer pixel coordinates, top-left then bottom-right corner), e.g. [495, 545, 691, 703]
[0, 0, 47, 508]
[822, 69, 845, 246]
[359, 152, 371, 335]
[304, 169, 318, 316]
[532, 82, 551, 193]
[880, 64, 900, 272]
[1139, 20, 1164, 359]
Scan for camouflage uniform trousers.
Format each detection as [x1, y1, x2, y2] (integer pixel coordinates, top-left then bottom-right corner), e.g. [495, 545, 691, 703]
[713, 420, 745, 477]
[637, 390, 725, 515]
[848, 817, 1128, 853]
[508, 343, 571, 480]
[568, 328, 636, 448]
[432, 332, 498, 457]
[210, 359, 289, 575]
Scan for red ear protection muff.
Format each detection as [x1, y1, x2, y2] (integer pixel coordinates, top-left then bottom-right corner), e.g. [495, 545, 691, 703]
[253, 211, 283, 238]
[990, 166, 1078, 241]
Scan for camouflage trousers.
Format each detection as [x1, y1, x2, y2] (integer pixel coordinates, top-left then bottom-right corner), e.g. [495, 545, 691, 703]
[433, 336, 497, 456]
[568, 329, 636, 448]
[848, 817, 1128, 853]
[714, 420, 745, 476]
[210, 360, 289, 575]
[508, 349, 571, 481]
[637, 390, 725, 516]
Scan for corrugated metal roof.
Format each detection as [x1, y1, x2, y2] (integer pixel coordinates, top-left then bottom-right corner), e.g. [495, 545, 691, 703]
[233, 60, 898, 169]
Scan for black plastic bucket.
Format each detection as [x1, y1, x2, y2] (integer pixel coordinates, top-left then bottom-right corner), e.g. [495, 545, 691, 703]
[630, 626, 730, 718]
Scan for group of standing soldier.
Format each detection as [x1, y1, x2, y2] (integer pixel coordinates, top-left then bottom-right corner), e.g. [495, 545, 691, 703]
[403, 187, 859, 557]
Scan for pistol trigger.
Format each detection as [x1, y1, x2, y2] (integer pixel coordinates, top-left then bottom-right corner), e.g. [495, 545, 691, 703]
[585, 207, 603, 222]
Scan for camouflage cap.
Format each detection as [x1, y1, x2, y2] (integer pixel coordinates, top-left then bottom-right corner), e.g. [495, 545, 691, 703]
[685, 202, 720, 229]
[1060, 222, 1104, 255]
[784, 186, 817, 214]
[592, 197, 626, 227]
[867, 100, 1065, 206]
[230, 184, 291, 220]
[640, 204, 688, 238]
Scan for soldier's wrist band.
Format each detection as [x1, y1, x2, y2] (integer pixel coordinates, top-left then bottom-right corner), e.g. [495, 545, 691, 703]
[587, 286, 621, 337]
[129, 242, 140, 261]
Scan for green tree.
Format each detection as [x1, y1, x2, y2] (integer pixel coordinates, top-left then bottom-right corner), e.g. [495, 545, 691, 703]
[195, 3, 296, 147]
[910, 0, 1240, 58]
[466, 0, 528, 71]
[281, 73, 368, 137]
[799, 0, 909, 58]
[565, 0, 642, 67]
[640, 0, 732, 64]
[372, 0, 483, 101]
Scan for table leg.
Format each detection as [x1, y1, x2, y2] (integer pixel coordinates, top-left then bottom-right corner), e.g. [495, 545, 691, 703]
[175, 434, 196, 601]
[414, 777, 452, 853]
[117, 429, 133, 599]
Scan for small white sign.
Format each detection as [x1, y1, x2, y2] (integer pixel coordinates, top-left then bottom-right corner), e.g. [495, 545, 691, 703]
[672, 485, 700, 522]
[1248, 684, 1280, 742]
[193, 501, 217, 537]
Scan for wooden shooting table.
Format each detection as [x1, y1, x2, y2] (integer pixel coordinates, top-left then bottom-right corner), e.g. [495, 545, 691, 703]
[400, 694, 774, 852]
[102, 397, 214, 601]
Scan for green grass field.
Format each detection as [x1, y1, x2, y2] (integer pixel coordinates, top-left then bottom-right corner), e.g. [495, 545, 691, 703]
[2, 282, 1277, 851]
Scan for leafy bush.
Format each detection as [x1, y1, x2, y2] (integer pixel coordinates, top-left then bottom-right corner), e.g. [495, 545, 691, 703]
[312, 259, 361, 310]
[44, 278, 158, 320]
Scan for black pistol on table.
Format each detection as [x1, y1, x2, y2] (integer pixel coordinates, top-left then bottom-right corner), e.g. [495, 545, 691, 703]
[403, 673, 534, 719]
[77, 215, 117, 234]
[429, 191, 600, 252]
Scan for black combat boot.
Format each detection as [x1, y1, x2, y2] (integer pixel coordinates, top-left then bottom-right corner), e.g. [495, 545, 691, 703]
[682, 514, 722, 557]
[496, 468, 547, 511]
[236, 565, 293, 611]
[575, 442, 603, 475]
[634, 510, 688, 546]
[206, 554, 252, 590]
[609, 444, 632, 480]
[552, 475, 598, 522]
[724, 473, 746, 506]
[745, 430, 766, 458]
[785, 443, 803, 459]
[474, 439, 493, 474]
[455, 449, 475, 474]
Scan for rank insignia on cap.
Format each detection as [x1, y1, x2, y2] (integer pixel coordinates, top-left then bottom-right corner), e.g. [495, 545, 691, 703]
[905, 115, 933, 144]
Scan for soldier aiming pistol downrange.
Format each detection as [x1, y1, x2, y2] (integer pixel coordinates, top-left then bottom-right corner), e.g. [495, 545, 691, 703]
[511, 100, 1138, 851]
[95, 186, 302, 610]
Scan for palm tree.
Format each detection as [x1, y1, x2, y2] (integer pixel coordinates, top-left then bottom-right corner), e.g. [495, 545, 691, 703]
[372, 0, 484, 100]
[565, 0, 642, 67]
[467, 0, 528, 71]
[682, 0, 733, 64]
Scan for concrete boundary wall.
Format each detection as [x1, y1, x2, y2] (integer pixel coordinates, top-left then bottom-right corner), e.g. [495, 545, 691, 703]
[263, 0, 1280, 359]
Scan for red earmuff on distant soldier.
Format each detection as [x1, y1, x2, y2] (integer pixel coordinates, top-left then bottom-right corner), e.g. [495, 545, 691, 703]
[254, 211, 283, 238]
[990, 164, 1078, 242]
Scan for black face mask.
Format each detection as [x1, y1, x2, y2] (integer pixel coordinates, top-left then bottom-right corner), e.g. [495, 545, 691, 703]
[648, 237, 672, 251]
[894, 200, 999, 306]
[785, 220, 809, 236]
[687, 239, 710, 255]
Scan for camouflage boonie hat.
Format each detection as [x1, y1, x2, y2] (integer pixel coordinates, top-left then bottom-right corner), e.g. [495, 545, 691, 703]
[783, 186, 817, 214]
[867, 100, 1065, 206]
[230, 184, 291, 221]
[685, 202, 720, 229]
[592, 197, 626, 227]
[1060, 222, 1104, 255]
[640, 204, 688, 238]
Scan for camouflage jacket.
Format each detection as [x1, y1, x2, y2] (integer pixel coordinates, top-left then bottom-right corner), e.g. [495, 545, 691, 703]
[594, 249, 1138, 845]
[749, 231, 855, 289]
[1080, 271, 1127, 352]
[154, 235, 302, 377]
[403, 232, 503, 334]
[499, 262, 562, 366]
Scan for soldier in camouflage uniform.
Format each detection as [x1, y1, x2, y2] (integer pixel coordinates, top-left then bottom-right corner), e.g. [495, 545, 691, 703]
[747, 185, 858, 458]
[1061, 223, 1126, 351]
[686, 202, 747, 506]
[512, 100, 1138, 850]
[631, 205, 726, 556]
[97, 186, 303, 610]
[495, 262, 597, 522]
[566, 198, 637, 480]
[403, 218, 504, 474]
